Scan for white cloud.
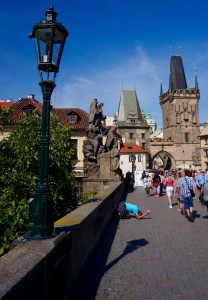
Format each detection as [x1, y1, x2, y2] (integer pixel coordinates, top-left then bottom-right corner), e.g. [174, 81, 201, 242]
[54, 45, 162, 126]
[53, 44, 208, 128]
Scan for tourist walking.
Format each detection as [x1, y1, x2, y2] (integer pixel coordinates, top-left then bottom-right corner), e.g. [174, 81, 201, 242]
[196, 170, 206, 202]
[159, 170, 165, 196]
[141, 170, 147, 189]
[164, 172, 175, 208]
[202, 176, 208, 212]
[143, 175, 152, 196]
[174, 172, 182, 210]
[179, 169, 196, 222]
[152, 173, 161, 197]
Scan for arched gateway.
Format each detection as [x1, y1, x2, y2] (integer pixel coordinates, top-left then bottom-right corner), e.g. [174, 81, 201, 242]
[151, 150, 176, 170]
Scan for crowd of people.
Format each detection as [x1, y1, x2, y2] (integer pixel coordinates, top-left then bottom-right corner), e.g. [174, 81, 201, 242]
[139, 168, 208, 222]
[119, 168, 208, 222]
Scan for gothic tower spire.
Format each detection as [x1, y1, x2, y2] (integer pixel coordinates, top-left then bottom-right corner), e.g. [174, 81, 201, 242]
[169, 56, 187, 90]
[195, 71, 199, 91]
[160, 81, 163, 96]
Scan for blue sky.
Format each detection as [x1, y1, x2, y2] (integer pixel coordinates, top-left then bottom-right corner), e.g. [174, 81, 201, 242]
[1, 0, 208, 129]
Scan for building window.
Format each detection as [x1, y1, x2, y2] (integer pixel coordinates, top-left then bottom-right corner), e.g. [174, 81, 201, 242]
[25, 108, 34, 115]
[138, 155, 141, 162]
[71, 139, 78, 159]
[69, 115, 77, 124]
[141, 133, 145, 139]
[142, 143, 145, 149]
[129, 133, 134, 139]
[184, 133, 189, 143]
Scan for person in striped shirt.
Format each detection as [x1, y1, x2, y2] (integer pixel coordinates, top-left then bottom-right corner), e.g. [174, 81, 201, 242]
[179, 169, 196, 222]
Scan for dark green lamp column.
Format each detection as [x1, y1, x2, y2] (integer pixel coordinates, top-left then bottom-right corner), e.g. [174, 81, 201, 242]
[25, 6, 68, 239]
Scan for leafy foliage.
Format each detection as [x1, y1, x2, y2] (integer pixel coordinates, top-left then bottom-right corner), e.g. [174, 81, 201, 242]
[0, 112, 76, 255]
[76, 191, 97, 206]
[0, 106, 14, 125]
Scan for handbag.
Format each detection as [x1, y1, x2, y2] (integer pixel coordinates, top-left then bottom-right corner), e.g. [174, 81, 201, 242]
[189, 188, 195, 197]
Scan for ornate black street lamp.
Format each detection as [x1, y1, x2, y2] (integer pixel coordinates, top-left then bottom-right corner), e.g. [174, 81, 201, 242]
[129, 153, 136, 174]
[25, 6, 68, 239]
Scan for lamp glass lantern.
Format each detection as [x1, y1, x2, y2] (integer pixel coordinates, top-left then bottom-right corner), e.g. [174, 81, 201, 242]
[30, 5, 68, 80]
[25, 6, 68, 240]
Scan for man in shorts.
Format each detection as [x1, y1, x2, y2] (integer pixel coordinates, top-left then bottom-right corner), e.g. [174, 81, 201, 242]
[179, 170, 196, 222]
[196, 170, 206, 202]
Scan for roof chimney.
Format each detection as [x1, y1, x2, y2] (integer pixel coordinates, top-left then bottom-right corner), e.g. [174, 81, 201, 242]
[28, 94, 35, 100]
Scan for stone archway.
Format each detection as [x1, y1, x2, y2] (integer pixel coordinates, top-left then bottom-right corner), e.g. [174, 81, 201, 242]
[151, 151, 176, 170]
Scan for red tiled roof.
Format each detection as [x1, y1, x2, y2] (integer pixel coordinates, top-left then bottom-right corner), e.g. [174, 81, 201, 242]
[10, 98, 42, 124]
[120, 142, 147, 153]
[0, 102, 14, 109]
[4, 98, 89, 131]
[52, 108, 89, 131]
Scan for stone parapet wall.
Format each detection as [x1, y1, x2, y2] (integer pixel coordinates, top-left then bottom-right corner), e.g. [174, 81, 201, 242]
[0, 182, 124, 300]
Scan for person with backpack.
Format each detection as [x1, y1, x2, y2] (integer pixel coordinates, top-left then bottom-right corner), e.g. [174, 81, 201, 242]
[118, 201, 150, 219]
[152, 173, 161, 197]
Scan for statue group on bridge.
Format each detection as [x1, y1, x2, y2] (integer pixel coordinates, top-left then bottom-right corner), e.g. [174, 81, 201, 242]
[83, 98, 122, 178]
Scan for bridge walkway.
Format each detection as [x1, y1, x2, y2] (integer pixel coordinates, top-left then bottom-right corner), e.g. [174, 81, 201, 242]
[74, 186, 208, 300]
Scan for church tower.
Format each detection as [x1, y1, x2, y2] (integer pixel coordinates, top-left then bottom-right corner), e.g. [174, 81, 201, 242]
[116, 90, 150, 150]
[159, 55, 201, 167]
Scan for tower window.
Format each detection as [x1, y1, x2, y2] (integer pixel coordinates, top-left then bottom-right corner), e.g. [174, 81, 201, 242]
[141, 133, 145, 139]
[138, 155, 141, 162]
[129, 133, 134, 139]
[142, 143, 145, 149]
[184, 133, 189, 143]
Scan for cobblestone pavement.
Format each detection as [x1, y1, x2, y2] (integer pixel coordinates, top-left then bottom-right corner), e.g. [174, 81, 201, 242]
[74, 187, 208, 300]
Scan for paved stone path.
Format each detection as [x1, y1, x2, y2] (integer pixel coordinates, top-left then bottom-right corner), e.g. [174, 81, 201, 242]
[74, 187, 208, 300]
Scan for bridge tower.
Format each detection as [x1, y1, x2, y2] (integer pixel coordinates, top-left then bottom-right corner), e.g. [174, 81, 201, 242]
[159, 55, 201, 168]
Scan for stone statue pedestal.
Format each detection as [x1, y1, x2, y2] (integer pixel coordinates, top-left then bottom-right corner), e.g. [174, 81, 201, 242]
[83, 152, 122, 193]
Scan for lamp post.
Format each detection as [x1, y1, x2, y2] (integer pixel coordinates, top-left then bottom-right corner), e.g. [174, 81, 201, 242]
[25, 6, 68, 239]
[129, 153, 136, 175]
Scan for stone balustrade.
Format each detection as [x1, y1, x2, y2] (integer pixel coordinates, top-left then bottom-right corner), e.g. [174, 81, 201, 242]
[0, 181, 124, 300]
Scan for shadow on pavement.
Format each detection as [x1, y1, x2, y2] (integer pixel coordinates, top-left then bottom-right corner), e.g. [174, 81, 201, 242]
[73, 191, 149, 300]
[74, 220, 149, 299]
[105, 238, 149, 273]
[73, 215, 120, 300]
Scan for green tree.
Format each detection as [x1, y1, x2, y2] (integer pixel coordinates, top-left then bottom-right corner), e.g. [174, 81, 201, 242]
[0, 106, 14, 132]
[0, 111, 76, 255]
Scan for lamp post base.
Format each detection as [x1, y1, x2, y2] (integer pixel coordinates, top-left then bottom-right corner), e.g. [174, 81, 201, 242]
[24, 185, 56, 240]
